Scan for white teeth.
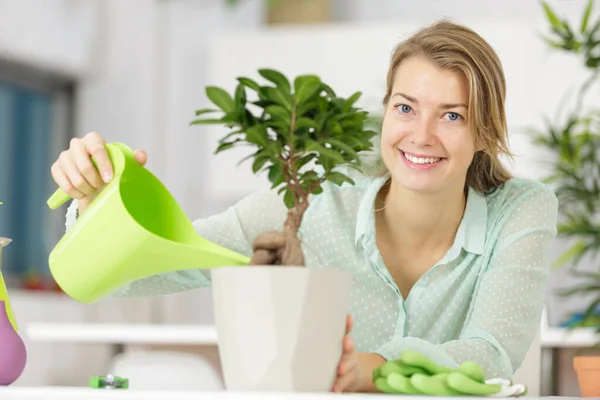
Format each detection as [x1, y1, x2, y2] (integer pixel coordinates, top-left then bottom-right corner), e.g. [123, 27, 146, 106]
[403, 152, 441, 164]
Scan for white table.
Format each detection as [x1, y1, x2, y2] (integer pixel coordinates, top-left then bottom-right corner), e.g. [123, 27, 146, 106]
[26, 322, 218, 357]
[26, 323, 218, 345]
[25, 322, 600, 396]
[0, 387, 580, 400]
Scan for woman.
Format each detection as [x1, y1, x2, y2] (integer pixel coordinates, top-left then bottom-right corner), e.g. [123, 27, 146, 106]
[51, 20, 558, 393]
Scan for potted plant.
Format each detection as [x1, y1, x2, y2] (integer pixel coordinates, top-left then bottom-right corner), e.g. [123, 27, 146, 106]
[191, 68, 377, 391]
[531, 1, 600, 397]
[225, 0, 332, 25]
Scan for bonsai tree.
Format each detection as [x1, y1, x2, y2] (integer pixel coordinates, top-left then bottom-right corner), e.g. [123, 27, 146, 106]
[191, 68, 377, 266]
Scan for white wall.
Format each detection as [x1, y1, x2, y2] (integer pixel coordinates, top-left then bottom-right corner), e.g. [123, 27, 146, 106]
[0, 0, 99, 77]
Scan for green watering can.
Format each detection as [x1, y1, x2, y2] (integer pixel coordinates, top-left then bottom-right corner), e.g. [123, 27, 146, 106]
[46, 142, 250, 303]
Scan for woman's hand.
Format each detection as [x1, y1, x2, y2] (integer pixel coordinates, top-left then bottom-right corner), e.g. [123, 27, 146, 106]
[332, 315, 386, 393]
[332, 315, 358, 393]
[50, 132, 147, 215]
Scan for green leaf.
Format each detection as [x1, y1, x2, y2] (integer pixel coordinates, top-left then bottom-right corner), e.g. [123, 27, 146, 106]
[215, 141, 238, 153]
[327, 138, 359, 160]
[268, 163, 285, 187]
[245, 124, 270, 147]
[260, 87, 292, 111]
[326, 171, 355, 187]
[542, 1, 566, 32]
[259, 69, 291, 94]
[195, 108, 219, 116]
[206, 86, 236, 112]
[265, 105, 291, 121]
[283, 189, 295, 209]
[581, 0, 594, 33]
[190, 118, 226, 125]
[294, 75, 322, 105]
[553, 239, 587, 270]
[295, 153, 317, 172]
[307, 140, 346, 164]
[343, 91, 362, 112]
[237, 77, 261, 92]
[252, 153, 271, 173]
[234, 84, 246, 108]
[295, 117, 319, 131]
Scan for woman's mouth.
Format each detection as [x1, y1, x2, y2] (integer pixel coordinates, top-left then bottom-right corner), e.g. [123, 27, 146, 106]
[399, 150, 445, 170]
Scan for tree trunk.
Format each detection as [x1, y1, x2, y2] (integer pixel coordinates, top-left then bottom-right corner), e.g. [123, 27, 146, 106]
[249, 202, 308, 266]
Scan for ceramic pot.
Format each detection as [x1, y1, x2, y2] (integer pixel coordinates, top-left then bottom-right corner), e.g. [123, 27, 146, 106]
[0, 299, 27, 385]
[211, 266, 352, 392]
[574, 356, 600, 397]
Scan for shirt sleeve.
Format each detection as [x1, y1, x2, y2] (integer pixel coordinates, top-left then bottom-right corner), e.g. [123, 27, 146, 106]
[64, 190, 288, 297]
[373, 183, 559, 380]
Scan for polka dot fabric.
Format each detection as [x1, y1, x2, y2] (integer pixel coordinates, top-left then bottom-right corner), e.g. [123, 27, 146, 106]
[65, 174, 558, 380]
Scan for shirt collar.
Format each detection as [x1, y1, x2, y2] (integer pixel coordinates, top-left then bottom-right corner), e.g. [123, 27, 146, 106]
[354, 175, 488, 255]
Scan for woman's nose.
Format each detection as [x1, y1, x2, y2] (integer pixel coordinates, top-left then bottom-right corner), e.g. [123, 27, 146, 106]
[410, 118, 437, 146]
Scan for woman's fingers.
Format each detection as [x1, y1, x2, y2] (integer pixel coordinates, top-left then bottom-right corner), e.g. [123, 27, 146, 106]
[70, 138, 104, 189]
[343, 335, 354, 354]
[337, 353, 357, 375]
[58, 150, 96, 197]
[134, 149, 147, 166]
[51, 160, 85, 200]
[346, 315, 353, 335]
[82, 132, 112, 183]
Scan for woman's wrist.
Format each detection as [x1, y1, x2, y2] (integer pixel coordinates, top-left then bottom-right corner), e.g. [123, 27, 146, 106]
[356, 352, 386, 392]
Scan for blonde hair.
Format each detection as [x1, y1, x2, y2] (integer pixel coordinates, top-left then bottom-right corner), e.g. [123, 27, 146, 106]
[380, 20, 513, 194]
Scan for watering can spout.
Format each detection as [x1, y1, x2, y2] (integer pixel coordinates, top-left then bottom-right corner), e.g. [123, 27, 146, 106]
[47, 142, 250, 303]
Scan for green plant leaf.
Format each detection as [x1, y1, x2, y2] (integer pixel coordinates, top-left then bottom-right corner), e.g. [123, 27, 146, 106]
[326, 171, 355, 186]
[195, 108, 219, 116]
[268, 162, 285, 188]
[260, 86, 292, 111]
[259, 68, 291, 94]
[245, 124, 270, 147]
[234, 84, 247, 108]
[295, 117, 319, 131]
[237, 77, 261, 92]
[553, 239, 587, 270]
[190, 118, 226, 125]
[581, 0, 594, 33]
[206, 86, 236, 112]
[265, 105, 291, 121]
[343, 91, 362, 112]
[252, 154, 270, 174]
[283, 189, 294, 209]
[294, 75, 321, 105]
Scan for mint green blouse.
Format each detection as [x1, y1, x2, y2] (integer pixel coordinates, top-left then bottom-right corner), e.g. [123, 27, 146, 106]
[66, 172, 558, 380]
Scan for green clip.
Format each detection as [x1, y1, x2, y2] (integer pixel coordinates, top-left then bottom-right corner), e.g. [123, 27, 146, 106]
[89, 374, 129, 389]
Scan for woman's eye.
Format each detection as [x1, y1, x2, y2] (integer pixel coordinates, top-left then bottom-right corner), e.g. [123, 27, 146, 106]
[396, 104, 412, 114]
[445, 112, 462, 121]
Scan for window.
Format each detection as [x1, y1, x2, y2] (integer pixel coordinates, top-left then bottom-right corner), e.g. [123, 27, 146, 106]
[0, 58, 75, 288]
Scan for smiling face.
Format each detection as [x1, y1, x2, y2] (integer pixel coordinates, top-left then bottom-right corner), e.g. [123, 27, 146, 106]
[380, 56, 476, 195]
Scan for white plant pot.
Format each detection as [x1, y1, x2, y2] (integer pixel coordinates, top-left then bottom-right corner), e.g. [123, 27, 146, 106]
[211, 266, 352, 392]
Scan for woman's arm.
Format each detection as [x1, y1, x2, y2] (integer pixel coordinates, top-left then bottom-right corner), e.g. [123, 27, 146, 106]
[371, 183, 559, 380]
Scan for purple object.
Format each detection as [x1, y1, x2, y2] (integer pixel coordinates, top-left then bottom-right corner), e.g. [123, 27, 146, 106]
[0, 300, 26, 385]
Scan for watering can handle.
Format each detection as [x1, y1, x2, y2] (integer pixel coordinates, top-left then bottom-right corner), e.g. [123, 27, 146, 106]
[46, 142, 133, 210]
[47, 190, 71, 210]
